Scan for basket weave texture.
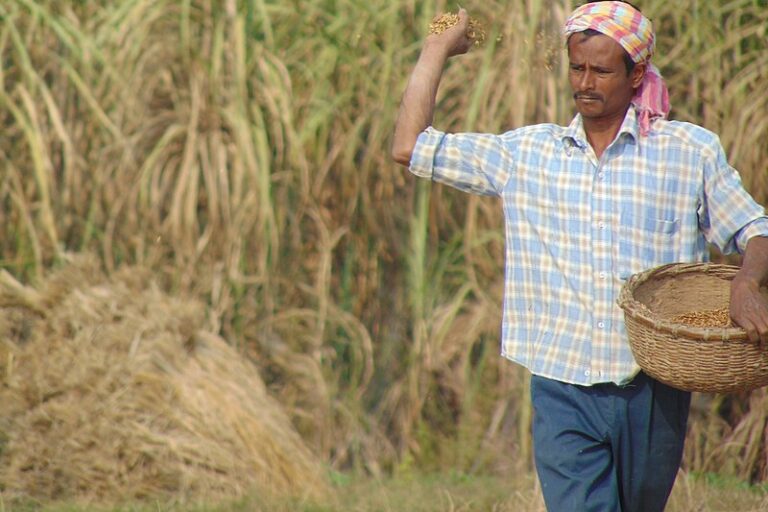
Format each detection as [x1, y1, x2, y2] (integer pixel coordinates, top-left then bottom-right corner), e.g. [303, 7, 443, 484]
[618, 262, 768, 394]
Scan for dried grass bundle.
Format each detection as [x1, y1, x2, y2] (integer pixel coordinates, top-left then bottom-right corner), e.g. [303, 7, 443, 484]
[0, 255, 328, 504]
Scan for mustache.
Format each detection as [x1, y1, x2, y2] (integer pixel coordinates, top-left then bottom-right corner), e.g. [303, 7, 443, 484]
[574, 92, 603, 101]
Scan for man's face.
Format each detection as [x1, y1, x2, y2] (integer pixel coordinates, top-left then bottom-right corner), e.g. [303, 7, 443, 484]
[567, 32, 645, 122]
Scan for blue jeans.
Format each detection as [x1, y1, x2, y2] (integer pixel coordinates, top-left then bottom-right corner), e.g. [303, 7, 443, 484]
[531, 372, 691, 512]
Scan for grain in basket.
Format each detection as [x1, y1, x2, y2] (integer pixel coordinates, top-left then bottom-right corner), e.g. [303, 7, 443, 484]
[670, 307, 733, 328]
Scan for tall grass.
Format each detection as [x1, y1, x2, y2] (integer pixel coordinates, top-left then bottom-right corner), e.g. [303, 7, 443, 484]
[0, 0, 766, 489]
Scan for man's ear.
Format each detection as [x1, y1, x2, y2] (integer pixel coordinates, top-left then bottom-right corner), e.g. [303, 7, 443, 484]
[631, 62, 647, 88]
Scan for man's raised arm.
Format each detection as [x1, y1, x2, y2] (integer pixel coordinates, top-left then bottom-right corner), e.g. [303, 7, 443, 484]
[391, 9, 473, 167]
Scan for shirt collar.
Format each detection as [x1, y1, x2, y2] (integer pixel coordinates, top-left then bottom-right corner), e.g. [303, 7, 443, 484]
[562, 104, 640, 150]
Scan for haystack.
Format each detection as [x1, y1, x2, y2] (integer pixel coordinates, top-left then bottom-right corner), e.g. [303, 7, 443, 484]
[0, 255, 328, 504]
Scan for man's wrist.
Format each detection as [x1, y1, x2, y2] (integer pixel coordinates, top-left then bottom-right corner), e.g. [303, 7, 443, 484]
[733, 271, 764, 290]
[420, 39, 452, 62]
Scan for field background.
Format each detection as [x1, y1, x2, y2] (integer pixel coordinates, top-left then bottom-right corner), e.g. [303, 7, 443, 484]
[0, 0, 767, 510]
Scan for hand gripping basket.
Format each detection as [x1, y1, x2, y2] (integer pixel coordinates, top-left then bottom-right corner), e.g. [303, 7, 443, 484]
[618, 262, 768, 394]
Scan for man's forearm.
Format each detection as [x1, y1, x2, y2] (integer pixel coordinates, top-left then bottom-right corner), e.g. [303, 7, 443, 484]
[730, 235, 768, 344]
[391, 43, 450, 167]
[736, 236, 768, 286]
[391, 9, 472, 167]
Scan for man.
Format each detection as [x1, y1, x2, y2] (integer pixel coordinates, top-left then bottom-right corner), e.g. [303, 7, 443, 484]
[391, 1, 768, 511]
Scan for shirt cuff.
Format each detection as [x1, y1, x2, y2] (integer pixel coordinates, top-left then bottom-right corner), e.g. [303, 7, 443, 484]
[736, 217, 768, 252]
[409, 127, 445, 180]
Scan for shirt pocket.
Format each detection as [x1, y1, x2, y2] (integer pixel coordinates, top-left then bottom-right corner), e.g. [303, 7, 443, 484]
[618, 212, 681, 280]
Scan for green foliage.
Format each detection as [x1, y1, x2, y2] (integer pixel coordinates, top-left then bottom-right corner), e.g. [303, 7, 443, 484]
[695, 471, 768, 493]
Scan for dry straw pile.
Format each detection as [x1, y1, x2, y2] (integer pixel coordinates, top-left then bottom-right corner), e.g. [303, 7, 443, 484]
[0, 256, 328, 504]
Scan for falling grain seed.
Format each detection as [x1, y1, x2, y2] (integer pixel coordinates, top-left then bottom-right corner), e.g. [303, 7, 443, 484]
[428, 12, 487, 47]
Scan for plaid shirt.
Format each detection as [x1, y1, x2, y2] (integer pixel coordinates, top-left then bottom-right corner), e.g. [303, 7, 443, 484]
[410, 106, 768, 385]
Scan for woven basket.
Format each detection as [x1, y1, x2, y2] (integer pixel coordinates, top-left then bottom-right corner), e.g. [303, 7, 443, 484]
[618, 262, 768, 394]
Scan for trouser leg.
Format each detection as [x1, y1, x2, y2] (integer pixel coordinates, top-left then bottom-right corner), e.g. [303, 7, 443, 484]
[530, 373, 690, 512]
[531, 375, 621, 512]
[613, 372, 691, 512]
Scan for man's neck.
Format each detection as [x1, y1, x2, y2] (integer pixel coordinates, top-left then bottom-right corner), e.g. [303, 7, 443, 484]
[583, 108, 629, 159]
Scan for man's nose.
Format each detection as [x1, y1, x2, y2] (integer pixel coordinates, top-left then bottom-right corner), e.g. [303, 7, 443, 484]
[579, 69, 595, 90]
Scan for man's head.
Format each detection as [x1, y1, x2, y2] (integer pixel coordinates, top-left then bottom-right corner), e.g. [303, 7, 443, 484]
[563, 1, 669, 134]
[571, 1, 651, 71]
[566, 31, 646, 124]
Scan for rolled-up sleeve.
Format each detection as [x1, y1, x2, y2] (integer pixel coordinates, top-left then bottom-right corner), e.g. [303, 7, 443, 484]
[409, 126, 513, 197]
[409, 128, 444, 180]
[735, 218, 768, 251]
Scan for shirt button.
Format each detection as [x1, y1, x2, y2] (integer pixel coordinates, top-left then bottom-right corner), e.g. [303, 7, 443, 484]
[598, 222, 606, 229]
[598, 321, 605, 329]
[585, 370, 591, 377]
[598, 172, 605, 180]
[599, 272, 606, 279]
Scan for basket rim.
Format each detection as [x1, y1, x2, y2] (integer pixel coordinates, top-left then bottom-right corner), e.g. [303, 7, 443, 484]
[617, 262, 751, 342]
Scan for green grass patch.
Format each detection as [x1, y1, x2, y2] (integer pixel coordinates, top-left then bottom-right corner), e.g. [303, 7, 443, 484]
[3, 470, 768, 512]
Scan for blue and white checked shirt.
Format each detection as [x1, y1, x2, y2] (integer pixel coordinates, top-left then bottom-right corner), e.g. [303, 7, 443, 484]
[410, 106, 768, 385]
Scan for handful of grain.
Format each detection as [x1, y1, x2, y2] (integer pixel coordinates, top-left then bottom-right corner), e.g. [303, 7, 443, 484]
[428, 12, 486, 46]
[670, 307, 733, 328]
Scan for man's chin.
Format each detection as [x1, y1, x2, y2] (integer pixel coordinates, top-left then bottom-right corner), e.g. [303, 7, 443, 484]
[574, 104, 602, 118]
